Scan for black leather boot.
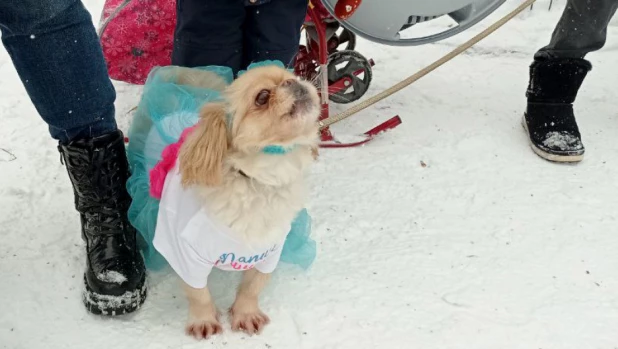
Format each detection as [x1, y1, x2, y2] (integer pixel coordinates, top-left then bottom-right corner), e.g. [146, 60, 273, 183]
[59, 130, 147, 315]
[523, 57, 591, 162]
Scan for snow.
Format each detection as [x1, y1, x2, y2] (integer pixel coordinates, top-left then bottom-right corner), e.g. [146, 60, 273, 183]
[543, 131, 583, 150]
[97, 271, 128, 284]
[2, 0, 618, 348]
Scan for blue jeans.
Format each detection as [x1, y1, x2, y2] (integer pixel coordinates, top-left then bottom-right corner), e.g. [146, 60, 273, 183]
[172, 0, 307, 74]
[0, 0, 117, 144]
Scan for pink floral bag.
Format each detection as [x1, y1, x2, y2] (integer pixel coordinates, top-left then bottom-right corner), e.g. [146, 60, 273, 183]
[98, 0, 176, 85]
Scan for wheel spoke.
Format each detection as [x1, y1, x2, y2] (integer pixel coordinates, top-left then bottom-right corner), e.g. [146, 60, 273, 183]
[327, 63, 342, 82]
[350, 75, 365, 94]
[339, 31, 350, 45]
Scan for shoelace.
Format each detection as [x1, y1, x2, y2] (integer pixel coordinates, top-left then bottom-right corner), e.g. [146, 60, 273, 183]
[64, 146, 128, 236]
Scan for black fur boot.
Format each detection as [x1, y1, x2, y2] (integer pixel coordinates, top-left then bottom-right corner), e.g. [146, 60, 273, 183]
[59, 130, 147, 315]
[523, 57, 591, 162]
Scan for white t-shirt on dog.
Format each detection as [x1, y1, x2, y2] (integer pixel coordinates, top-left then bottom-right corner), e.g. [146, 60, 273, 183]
[153, 163, 284, 289]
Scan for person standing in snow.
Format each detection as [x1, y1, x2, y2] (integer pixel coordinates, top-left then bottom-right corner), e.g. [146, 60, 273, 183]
[523, 0, 618, 162]
[172, 0, 308, 74]
[0, 0, 146, 314]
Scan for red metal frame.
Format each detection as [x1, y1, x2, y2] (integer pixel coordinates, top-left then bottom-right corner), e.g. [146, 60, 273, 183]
[298, 1, 402, 148]
[319, 115, 402, 148]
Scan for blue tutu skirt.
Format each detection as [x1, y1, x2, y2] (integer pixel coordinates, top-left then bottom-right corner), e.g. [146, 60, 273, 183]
[125, 62, 316, 271]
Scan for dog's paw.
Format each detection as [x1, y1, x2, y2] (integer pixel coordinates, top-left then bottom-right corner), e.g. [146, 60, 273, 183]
[185, 318, 223, 340]
[230, 306, 270, 335]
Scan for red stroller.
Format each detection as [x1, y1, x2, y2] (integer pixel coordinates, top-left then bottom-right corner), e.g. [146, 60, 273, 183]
[99, 0, 506, 147]
[296, 1, 401, 147]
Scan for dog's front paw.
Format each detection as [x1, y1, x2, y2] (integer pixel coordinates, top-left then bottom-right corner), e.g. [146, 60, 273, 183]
[230, 303, 270, 335]
[185, 317, 223, 340]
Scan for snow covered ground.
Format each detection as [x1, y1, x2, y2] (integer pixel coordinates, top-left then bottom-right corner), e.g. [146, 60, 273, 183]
[2, 0, 618, 348]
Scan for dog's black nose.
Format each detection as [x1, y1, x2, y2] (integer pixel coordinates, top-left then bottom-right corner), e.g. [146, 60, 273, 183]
[282, 79, 309, 100]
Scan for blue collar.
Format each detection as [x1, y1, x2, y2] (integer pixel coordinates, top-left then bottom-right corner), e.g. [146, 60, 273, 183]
[226, 113, 296, 155]
[261, 145, 297, 155]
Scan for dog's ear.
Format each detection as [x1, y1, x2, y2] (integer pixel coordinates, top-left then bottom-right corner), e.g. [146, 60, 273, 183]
[179, 103, 228, 187]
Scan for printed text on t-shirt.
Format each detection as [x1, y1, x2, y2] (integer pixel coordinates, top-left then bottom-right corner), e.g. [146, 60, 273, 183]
[214, 245, 278, 270]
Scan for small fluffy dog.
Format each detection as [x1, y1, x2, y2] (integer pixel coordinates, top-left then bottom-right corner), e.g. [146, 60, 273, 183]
[152, 65, 320, 339]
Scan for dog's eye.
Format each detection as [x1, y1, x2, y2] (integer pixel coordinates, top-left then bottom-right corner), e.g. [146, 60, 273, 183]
[255, 89, 270, 106]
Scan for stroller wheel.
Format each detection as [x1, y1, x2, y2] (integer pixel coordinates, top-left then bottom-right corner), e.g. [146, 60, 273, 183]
[334, 27, 356, 52]
[327, 50, 372, 104]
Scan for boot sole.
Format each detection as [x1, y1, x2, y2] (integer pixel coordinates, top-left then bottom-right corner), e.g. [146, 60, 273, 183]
[521, 115, 584, 163]
[82, 274, 147, 316]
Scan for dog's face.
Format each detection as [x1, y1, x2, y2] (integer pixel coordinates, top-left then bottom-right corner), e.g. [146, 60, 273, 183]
[226, 66, 320, 151]
[179, 66, 320, 187]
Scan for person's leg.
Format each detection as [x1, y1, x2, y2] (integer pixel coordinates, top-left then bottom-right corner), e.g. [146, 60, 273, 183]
[172, 0, 245, 74]
[537, 0, 618, 59]
[0, 0, 146, 314]
[242, 0, 307, 70]
[523, 0, 618, 162]
[0, 0, 117, 143]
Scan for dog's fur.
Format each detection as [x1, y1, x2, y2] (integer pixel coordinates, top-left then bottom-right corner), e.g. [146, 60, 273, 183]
[176, 66, 320, 339]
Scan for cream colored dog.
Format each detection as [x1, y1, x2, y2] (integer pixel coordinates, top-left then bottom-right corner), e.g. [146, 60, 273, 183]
[155, 65, 320, 340]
